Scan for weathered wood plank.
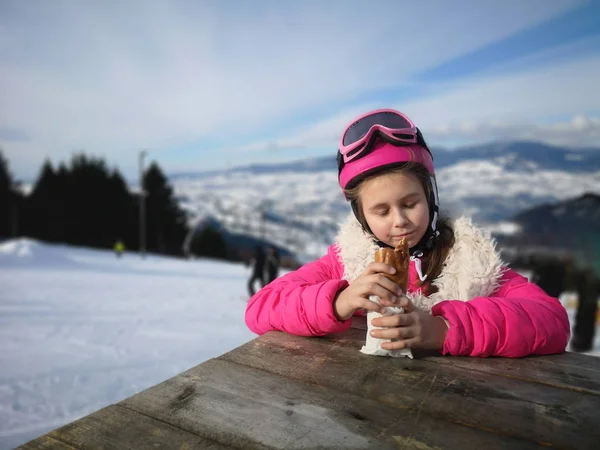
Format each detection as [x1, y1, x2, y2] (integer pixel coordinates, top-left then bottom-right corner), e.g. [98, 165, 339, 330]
[19, 435, 78, 450]
[348, 316, 600, 394]
[19, 404, 231, 450]
[121, 358, 541, 450]
[418, 352, 600, 396]
[220, 331, 600, 450]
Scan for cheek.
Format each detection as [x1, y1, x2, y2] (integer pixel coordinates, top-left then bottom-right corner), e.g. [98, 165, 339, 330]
[413, 204, 430, 229]
[365, 214, 389, 237]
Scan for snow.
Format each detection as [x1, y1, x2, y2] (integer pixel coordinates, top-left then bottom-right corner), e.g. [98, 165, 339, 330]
[0, 239, 598, 449]
[0, 239, 257, 449]
[482, 221, 522, 235]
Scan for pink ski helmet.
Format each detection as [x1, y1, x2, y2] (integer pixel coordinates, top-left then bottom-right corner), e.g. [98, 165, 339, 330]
[337, 108, 435, 190]
[336, 108, 440, 250]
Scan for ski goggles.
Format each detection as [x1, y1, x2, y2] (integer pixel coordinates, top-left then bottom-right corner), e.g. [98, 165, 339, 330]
[338, 109, 430, 166]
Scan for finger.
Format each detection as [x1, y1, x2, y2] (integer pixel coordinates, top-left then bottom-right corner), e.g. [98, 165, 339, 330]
[398, 295, 417, 313]
[381, 337, 420, 351]
[360, 278, 400, 304]
[368, 273, 404, 297]
[355, 298, 387, 315]
[363, 262, 397, 277]
[371, 313, 414, 328]
[370, 326, 416, 340]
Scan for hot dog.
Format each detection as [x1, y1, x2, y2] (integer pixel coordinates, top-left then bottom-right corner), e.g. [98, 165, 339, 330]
[374, 238, 410, 292]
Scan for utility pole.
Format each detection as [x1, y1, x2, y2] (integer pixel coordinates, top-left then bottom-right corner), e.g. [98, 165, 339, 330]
[139, 150, 147, 259]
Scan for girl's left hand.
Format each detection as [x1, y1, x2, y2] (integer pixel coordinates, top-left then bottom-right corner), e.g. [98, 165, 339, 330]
[370, 296, 449, 351]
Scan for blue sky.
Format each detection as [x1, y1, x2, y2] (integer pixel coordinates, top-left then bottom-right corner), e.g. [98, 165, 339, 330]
[1, 0, 600, 181]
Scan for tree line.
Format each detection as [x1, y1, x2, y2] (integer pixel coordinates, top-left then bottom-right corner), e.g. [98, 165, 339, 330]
[0, 149, 188, 256]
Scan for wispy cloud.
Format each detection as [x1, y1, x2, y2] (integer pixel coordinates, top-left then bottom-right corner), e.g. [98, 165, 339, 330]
[230, 51, 600, 155]
[0, 0, 590, 178]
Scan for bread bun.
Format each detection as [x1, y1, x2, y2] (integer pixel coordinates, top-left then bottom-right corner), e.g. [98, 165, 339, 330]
[374, 238, 410, 292]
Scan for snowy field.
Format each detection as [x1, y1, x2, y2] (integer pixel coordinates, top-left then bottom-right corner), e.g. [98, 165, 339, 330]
[0, 239, 257, 449]
[1, 239, 598, 449]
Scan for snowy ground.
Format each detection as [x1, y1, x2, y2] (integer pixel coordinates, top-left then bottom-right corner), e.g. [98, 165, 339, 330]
[0, 239, 257, 449]
[0, 239, 598, 449]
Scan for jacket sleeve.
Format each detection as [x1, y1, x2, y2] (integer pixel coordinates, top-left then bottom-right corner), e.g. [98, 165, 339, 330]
[431, 268, 570, 357]
[245, 245, 352, 336]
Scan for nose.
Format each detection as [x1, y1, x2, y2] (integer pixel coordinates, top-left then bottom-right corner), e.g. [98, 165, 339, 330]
[391, 208, 410, 228]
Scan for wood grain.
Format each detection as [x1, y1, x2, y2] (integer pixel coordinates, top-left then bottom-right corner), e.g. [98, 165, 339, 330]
[121, 358, 543, 450]
[19, 404, 230, 450]
[219, 331, 600, 449]
[349, 316, 600, 395]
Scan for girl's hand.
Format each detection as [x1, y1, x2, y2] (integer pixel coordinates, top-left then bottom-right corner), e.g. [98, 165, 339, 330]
[369, 296, 449, 350]
[333, 262, 404, 321]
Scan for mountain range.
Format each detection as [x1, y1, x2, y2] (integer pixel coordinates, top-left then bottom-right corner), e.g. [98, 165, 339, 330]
[170, 141, 600, 262]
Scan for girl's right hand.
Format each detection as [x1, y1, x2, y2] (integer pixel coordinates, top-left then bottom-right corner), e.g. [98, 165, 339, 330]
[333, 262, 404, 321]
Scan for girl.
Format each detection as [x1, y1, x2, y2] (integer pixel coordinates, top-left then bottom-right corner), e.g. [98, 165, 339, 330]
[245, 109, 570, 357]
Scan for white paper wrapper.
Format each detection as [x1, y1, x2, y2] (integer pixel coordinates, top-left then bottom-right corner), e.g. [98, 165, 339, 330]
[360, 295, 413, 358]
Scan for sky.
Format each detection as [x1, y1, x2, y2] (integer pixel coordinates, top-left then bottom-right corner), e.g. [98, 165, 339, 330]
[1, 0, 600, 182]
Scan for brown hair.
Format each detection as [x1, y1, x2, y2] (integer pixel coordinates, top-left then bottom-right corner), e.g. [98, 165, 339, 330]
[343, 162, 455, 293]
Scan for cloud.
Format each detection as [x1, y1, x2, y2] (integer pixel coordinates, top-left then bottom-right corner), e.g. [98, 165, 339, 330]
[231, 52, 600, 153]
[428, 115, 600, 148]
[0, 0, 587, 178]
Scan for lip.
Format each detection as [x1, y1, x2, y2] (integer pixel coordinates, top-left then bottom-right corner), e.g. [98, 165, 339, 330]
[392, 232, 413, 239]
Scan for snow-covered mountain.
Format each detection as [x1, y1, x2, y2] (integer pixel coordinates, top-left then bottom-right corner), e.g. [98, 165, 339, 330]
[171, 141, 600, 261]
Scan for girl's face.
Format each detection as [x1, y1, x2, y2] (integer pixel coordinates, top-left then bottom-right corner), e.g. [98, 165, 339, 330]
[359, 171, 430, 249]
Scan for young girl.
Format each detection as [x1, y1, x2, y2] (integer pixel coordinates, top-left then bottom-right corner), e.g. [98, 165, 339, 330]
[245, 109, 570, 357]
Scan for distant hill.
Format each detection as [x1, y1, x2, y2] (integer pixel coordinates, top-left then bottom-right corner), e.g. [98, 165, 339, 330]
[170, 140, 600, 180]
[496, 193, 600, 269]
[512, 192, 600, 236]
[171, 140, 600, 261]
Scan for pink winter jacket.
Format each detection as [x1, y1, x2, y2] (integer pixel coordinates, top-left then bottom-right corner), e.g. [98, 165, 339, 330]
[245, 237, 570, 358]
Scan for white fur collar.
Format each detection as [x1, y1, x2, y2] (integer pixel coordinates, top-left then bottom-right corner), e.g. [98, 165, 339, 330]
[334, 214, 505, 311]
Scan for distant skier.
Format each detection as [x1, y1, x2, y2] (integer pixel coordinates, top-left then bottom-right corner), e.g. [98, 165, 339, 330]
[114, 240, 125, 258]
[265, 246, 280, 284]
[571, 268, 599, 352]
[247, 246, 266, 297]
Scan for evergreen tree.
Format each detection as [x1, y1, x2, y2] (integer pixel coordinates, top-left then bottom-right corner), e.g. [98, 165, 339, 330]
[107, 169, 137, 251]
[143, 162, 188, 255]
[27, 153, 138, 249]
[28, 159, 67, 242]
[0, 150, 15, 237]
[65, 153, 112, 247]
[11, 151, 186, 255]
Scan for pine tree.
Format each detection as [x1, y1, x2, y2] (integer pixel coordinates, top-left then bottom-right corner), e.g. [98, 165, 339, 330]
[107, 169, 137, 251]
[143, 162, 188, 255]
[0, 150, 14, 237]
[28, 159, 66, 242]
[27, 153, 138, 249]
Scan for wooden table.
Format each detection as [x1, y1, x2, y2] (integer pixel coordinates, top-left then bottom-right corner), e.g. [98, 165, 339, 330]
[20, 318, 600, 449]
